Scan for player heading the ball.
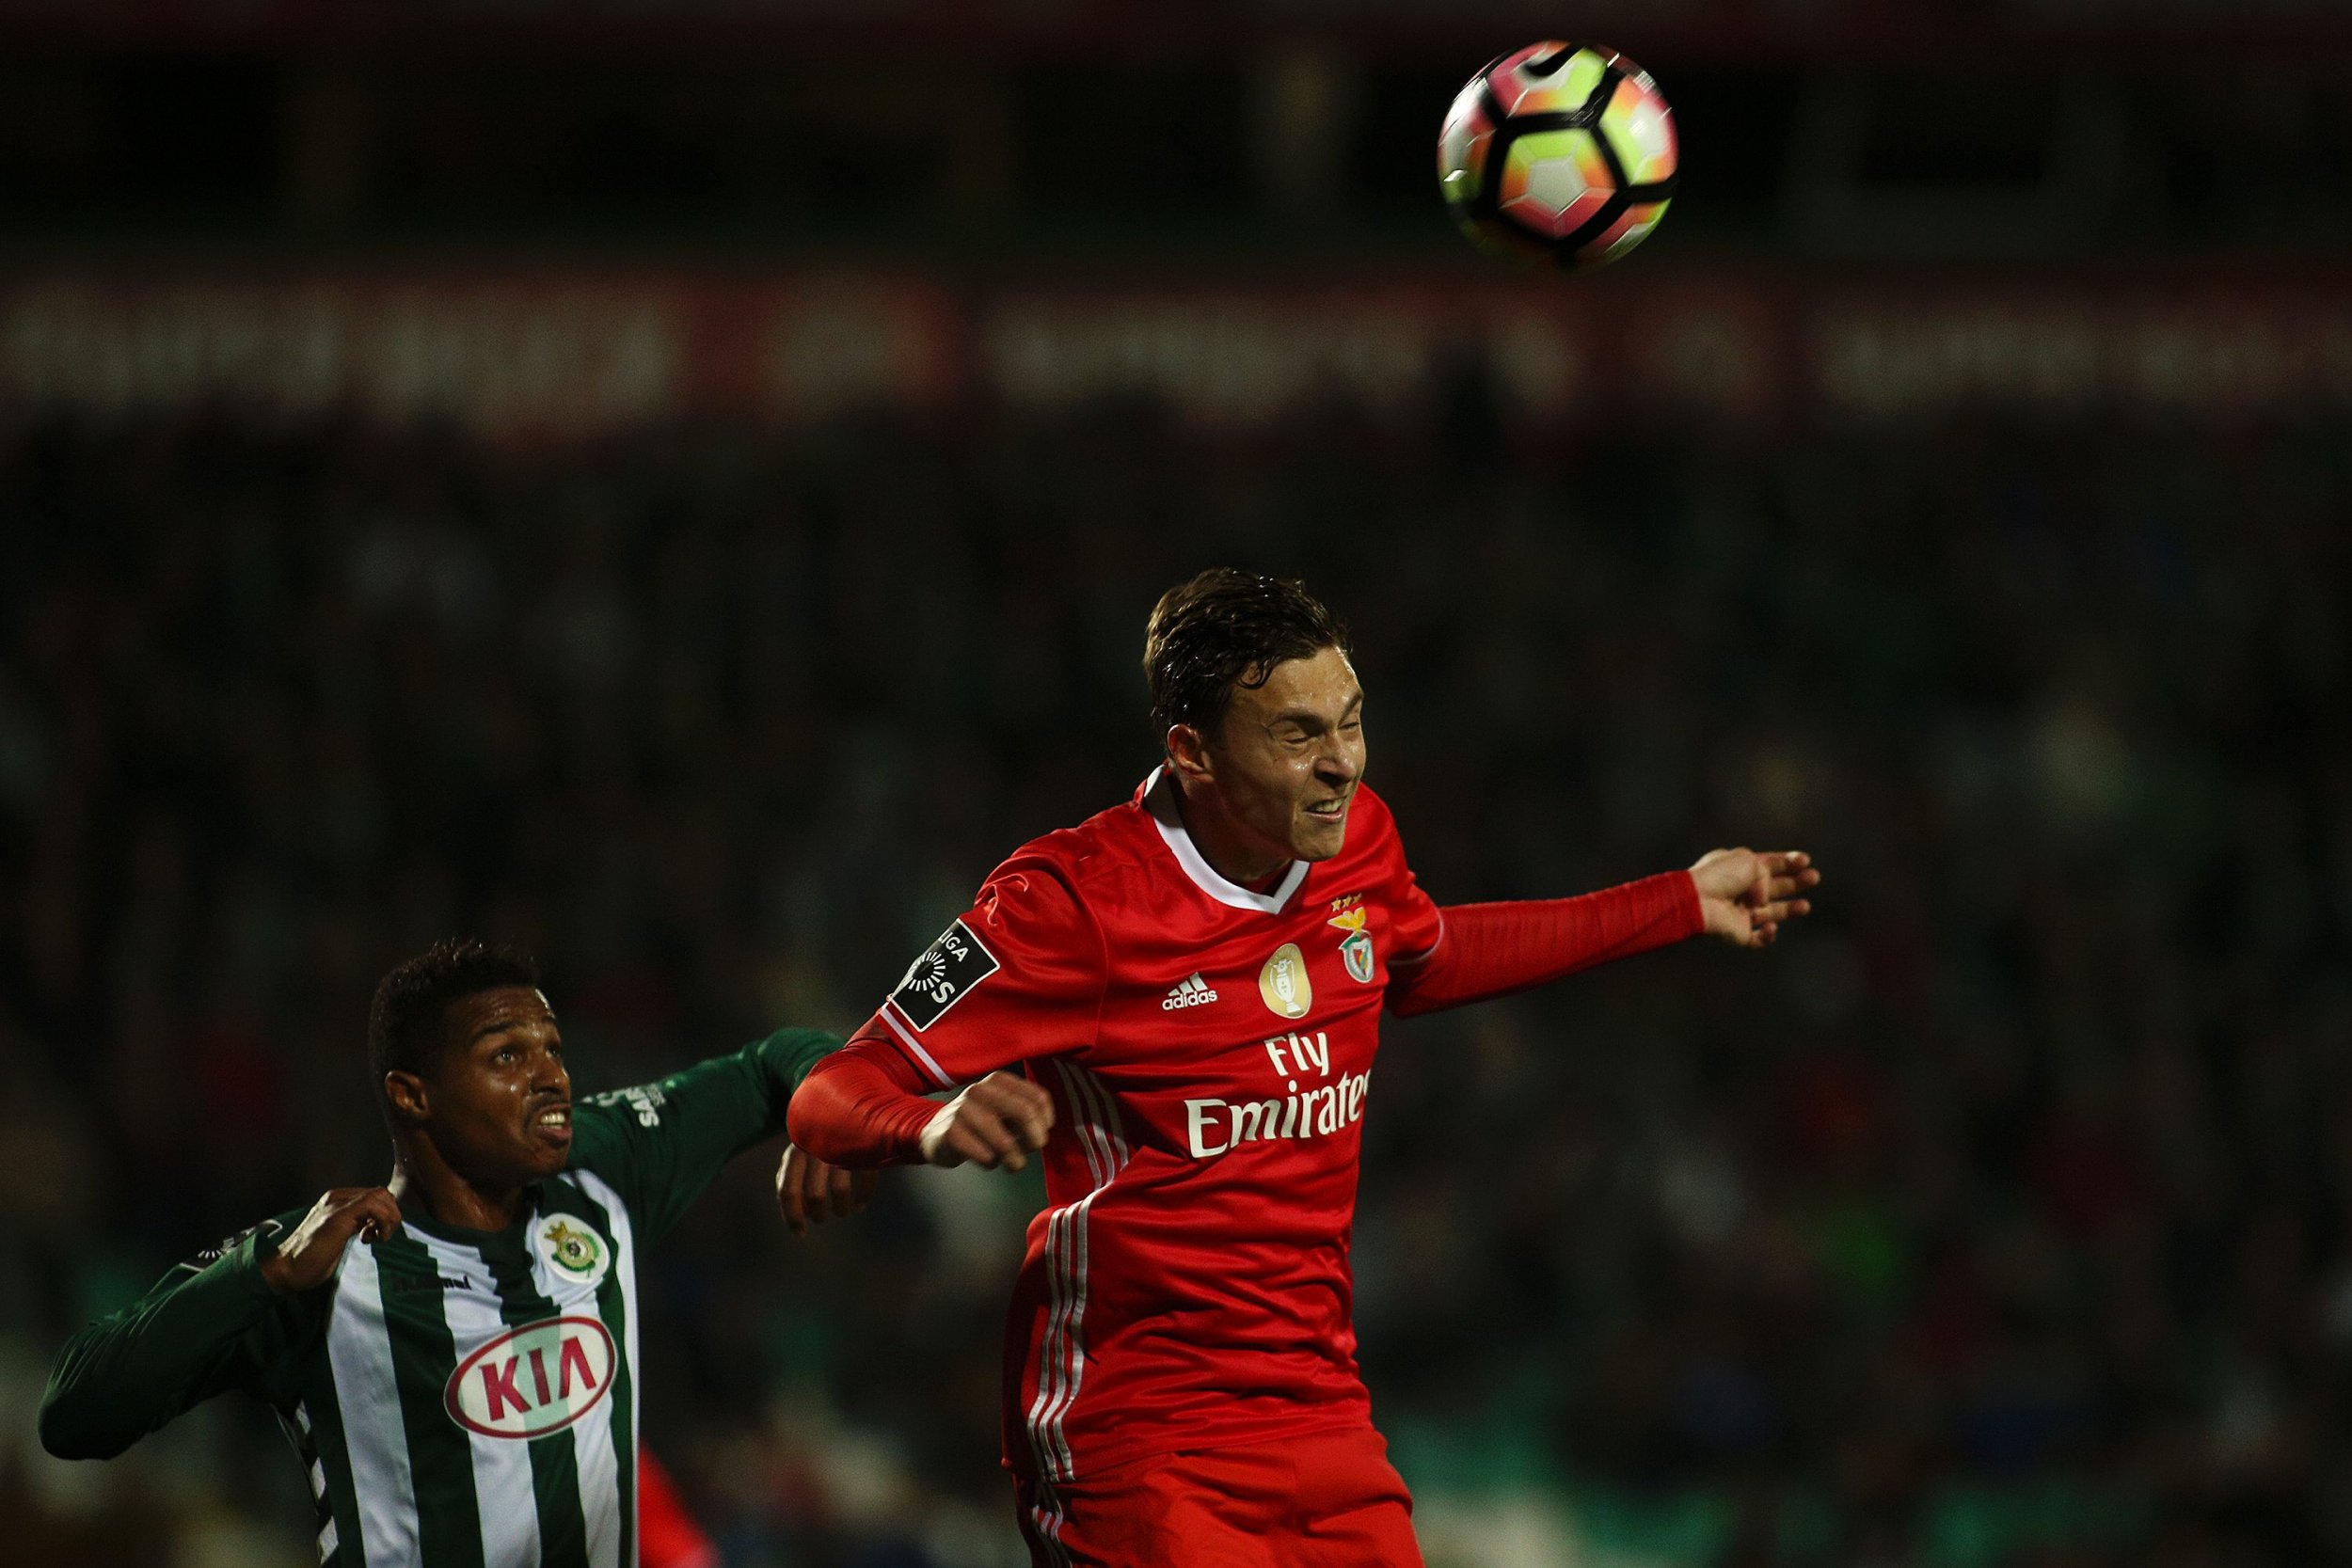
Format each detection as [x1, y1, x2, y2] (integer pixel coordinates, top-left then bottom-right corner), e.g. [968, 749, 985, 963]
[789, 568, 1817, 1568]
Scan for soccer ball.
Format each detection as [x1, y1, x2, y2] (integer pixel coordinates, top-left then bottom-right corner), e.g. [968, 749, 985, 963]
[1437, 42, 1678, 269]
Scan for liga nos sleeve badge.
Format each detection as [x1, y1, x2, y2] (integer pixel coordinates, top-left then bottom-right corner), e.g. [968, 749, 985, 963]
[891, 919, 1001, 1029]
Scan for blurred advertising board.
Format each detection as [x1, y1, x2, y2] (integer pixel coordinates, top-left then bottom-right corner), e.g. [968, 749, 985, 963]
[2, 272, 2348, 436]
[1, 0, 2344, 46]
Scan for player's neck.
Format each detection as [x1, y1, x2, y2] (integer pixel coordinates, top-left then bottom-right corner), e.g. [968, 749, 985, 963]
[1171, 775, 1294, 890]
[389, 1147, 533, 1234]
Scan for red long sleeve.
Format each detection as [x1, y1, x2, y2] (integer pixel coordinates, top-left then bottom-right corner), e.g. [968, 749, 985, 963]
[795, 871, 1703, 1154]
[1385, 870, 1704, 1018]
[786, 1026, 940, 1166]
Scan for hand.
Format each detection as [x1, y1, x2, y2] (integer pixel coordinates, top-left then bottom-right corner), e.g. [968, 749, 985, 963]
[918, 1070, 1055, 1172]
[256, 1187, 403, 1294]
[774, 1144, 879, 1238]
[1690, 848, 1820, 949]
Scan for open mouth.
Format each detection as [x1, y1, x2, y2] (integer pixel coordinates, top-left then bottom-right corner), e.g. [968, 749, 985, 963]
[530, 1105, 574, 1140]
[1305, 797, 1349, 821]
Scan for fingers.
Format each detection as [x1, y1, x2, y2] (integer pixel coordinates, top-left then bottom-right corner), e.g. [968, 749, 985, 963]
[776, 1148, 881, 1238]
[775, 1148, 811, 1237]
[825, 1163, 874, 1220]
[942, 1113, 1032, 1172]
[821, 1164, 854, 1220]
[972, 1072, 1056, 1154]
[269, 1188, 403, 1292]
[924, 1072, 1057, 1172]
[317, 1186, 400, 1244]
[352, 1188, 404, 1245]
[1742, 852, 1819, 932]
[772, 1147, 847, 1238]
[960, 1076, 1054, 1172]
[1757, 852, 1820, 899]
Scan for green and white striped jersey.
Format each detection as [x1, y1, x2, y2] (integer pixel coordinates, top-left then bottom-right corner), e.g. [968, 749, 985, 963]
[40, 1028, 837, 1568]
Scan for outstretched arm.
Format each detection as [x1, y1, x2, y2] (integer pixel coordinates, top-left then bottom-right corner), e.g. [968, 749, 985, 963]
[1386, 850, 1816, 1018]
[568, 1027, 857, 1244]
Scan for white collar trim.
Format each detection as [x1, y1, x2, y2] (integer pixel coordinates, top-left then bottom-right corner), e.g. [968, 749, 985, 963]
[1142, 768, 1310, 915]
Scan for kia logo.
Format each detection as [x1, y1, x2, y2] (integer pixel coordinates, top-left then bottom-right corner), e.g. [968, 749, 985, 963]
[443, 1317, 616, 1439]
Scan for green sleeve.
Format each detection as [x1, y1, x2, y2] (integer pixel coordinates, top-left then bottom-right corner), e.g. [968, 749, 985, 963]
[39, 1215, 312, 1461]
[567, 1027, 838, 1243]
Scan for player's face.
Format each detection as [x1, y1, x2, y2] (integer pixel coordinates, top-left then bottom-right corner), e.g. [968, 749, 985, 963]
[1212, 645, 1366, 863]
[421, 986, 575, 1188]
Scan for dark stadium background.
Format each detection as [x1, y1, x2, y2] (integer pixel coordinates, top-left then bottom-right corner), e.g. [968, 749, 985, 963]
[4, 4, 2350, 1565]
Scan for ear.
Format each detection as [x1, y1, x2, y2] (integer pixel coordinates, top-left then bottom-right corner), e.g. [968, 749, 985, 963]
[383, 1070, 430, 1129]
[1165, 722, 1215, 785]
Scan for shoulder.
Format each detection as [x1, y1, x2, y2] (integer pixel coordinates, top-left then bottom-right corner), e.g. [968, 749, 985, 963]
[565, 1074, 682, 1187]
[1321, 784, 1422, 908]
[943, 852, 1102, 982]
[572, 1082, 667, 1143]
[185, 1210, 307, 1275]
[1343, 783, 1408, 863]
[994, 795, 1158, 887]
[901, 806, 1163, 992]
[978, 800, 1163, 925]
[1350, 782, 1401, 836]
[579, 1071, 676, 1123]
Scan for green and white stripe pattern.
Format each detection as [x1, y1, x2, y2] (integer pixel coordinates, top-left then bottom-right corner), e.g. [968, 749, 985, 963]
[42, 1030, 838, 1568]
[312, 1171, 641, 1568]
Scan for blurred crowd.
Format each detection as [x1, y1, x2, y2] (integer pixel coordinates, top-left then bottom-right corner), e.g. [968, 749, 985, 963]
[0, 385, 2346, 1568]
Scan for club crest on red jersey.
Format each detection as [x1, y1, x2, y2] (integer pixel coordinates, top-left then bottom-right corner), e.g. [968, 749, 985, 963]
[1328, 903, 1377, 984]
[891, 919, 1000, 1029]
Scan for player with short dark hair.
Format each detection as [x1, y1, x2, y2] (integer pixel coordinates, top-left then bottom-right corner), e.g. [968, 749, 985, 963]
[40, 938, 869, 1568]
[789, 567, 1819, 1567]
[364, 939, 546, 1123]
[1141, 566, 1353, 741]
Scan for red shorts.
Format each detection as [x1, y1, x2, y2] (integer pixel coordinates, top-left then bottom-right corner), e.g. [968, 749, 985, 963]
[1013, 1426, 1423, 1568]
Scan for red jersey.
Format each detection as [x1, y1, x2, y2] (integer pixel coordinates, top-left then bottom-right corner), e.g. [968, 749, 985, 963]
[870, 770, 1443, 1484]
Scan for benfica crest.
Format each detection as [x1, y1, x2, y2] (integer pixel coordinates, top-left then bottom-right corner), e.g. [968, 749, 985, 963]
[1329, 903, 1377, 985]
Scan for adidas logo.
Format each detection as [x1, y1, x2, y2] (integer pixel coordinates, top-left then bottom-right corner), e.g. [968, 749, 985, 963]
[1161, 974, 1219, 1011]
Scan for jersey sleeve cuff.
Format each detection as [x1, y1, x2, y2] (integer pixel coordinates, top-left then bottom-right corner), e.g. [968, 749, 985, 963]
[1672, 869, 1706, 940]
